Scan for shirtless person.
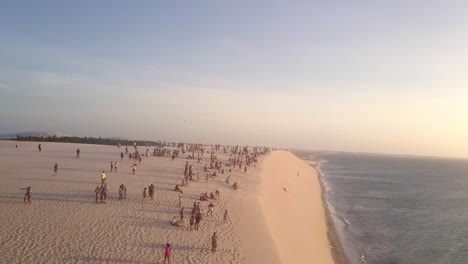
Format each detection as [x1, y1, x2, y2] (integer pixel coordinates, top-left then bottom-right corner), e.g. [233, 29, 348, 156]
[76, 148, 80, 158]
[94, 186, 101, 203]
[211, 232, 218, 253]
[53, 163, 58, 176]
[223, 209, 229, 223]
[20, 186, 31, 203]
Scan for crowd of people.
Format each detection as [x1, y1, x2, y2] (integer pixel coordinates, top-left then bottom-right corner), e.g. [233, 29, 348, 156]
[23, 142, 269, 260]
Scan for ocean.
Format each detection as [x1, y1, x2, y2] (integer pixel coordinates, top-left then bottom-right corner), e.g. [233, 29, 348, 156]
[301, 151, 468, 264]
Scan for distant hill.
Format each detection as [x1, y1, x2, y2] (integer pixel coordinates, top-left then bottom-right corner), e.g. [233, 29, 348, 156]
[0, 131, 69, 139]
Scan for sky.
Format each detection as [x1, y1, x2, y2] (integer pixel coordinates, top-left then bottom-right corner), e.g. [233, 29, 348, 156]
[1, 1, 468, 158]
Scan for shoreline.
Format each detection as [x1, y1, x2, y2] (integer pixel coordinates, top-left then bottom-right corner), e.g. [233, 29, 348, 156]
[234, 151, 337, 263]
[296, 155, 349, 264]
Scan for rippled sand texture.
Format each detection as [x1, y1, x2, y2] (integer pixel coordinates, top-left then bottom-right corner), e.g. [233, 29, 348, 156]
[0, 141, 252, 264]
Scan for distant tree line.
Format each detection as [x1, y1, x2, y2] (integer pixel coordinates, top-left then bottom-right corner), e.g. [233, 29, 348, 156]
[13, 135, 166, 147]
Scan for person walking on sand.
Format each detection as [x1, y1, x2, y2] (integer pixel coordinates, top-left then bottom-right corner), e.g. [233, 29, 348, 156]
[101, 171, 106, 184]
[143, 187, 147, 200]
[20, 186, 31, 203]
[223, 209, 229, 223]
[53, 163, 58, 176]
[110, 161, 114, 172]
[163, 243, 171, 264]
[94, 186, 101, 203]
[38, 144, 42, 152]
[178, 193, 182, 208]
[211, 232, 218, 253]
[76, 148, 80, 158]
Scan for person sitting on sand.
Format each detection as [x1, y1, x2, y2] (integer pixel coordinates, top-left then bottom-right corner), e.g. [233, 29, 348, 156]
[232, 182, 238, 190]
[95, 186, 101, 203]
[163, 243, 171, 264]
[208, 202, 214, 216]
[199, 193, 207, 201]
[211, 171, 217, 177]
[171, 216, 182, 227]
[20, 186, 31, 203]
[53, 163, 58, 176]
[174, 185, 183, 193]
[211, 232, 218, 253]
[225, 175, 231, 184]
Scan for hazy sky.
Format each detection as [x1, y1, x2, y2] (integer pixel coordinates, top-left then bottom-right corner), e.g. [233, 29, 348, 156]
[1, 1, 468, 158]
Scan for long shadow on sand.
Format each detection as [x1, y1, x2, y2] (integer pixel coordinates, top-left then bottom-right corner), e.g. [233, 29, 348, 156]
[117, 215, 179, 229]
[0, 192, 95, 204]
[12, 177, 97, 185]
[67, 256, 154, 264]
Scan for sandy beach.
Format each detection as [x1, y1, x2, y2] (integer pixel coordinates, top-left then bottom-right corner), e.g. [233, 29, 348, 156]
[0, 141, 340, 264]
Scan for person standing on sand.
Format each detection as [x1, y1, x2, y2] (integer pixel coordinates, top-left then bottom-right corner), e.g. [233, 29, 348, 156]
[53, 163, 58, 176]
[76, 148, 80, 158]
[131, 163, 137, 175]
[223, 209, 229, 223]
[120, 152, 124, 159]
[189, 214, 195, 231]
[20, 186, 31, 203]
[110, 161, 114, 172]
[94, 186, 101, 203]
[244, 166, 247, 173]
[101, 171, 106, 184]
[101, 185, 108, 203]
[178, 193, 182, 208]
[179, 207, 184, 221]
[163, 243, 171, 264]
[38, 144, 42, 152]
[114, 161, 118, 172]
[211, 232, 218, 253]
[148, 184, 155, 199]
